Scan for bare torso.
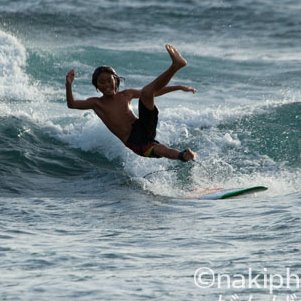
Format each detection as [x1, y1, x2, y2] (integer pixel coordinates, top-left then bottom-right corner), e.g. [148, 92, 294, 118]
[92, 90, 138, 143]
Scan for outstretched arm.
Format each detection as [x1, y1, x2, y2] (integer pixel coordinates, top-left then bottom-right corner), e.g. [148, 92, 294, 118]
[155, 85, 196, 97]
[125, 85, 196, 100]
[66, 70, 96, 110]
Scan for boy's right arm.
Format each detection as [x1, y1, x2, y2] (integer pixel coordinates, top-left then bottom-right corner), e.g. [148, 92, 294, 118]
[66, 69, 96, 110]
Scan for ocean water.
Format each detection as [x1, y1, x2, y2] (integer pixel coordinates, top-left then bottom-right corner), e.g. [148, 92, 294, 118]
[0, 0, 300, 300]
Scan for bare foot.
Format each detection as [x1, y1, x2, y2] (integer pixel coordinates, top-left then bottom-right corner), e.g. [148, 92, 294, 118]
[165, 44, 187, 69]
[183, 148, 196, 161]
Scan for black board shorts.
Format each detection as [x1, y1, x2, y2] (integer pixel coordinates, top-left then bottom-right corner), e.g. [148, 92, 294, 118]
[125, 99, 161, 158]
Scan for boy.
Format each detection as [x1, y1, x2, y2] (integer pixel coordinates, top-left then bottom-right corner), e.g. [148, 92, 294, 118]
[65, 44, 196, 161]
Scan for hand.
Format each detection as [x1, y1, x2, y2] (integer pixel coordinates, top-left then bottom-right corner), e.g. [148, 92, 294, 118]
[181, 86, 197, 93]
[184, 148, 197, 161]
[66, 69, 75, 85]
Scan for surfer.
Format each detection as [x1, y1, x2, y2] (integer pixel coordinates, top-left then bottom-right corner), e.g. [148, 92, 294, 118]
[65, 44, 196, 161]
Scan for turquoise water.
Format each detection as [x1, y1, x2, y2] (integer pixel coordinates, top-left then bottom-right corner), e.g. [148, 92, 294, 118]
[0, 1, 300, 300]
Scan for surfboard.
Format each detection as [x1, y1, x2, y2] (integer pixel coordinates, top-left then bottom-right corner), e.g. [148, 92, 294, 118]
[199, 186, 268, 200]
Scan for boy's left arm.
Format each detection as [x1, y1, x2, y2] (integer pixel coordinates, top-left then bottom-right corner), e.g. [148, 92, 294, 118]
[155, 85, 196, 96]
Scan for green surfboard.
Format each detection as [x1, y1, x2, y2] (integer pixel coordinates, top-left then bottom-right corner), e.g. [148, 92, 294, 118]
[200, 186, 268, 200]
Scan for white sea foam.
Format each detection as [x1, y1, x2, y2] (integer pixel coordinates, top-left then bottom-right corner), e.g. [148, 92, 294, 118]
[176, 39, 301, 63]
[0, 30, 44, 103]
[120, 104, 300, 197]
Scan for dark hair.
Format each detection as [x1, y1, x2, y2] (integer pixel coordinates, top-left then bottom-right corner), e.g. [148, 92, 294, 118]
[92, 65, 122, 91]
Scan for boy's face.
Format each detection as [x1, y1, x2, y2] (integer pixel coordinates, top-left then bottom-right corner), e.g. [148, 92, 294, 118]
[97, 72, 117, 96]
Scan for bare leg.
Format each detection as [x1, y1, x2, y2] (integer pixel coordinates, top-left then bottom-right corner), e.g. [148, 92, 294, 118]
[141, 44, 187, 110]
[153, 144, 196, 161]
[140, 45, 196, 161]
